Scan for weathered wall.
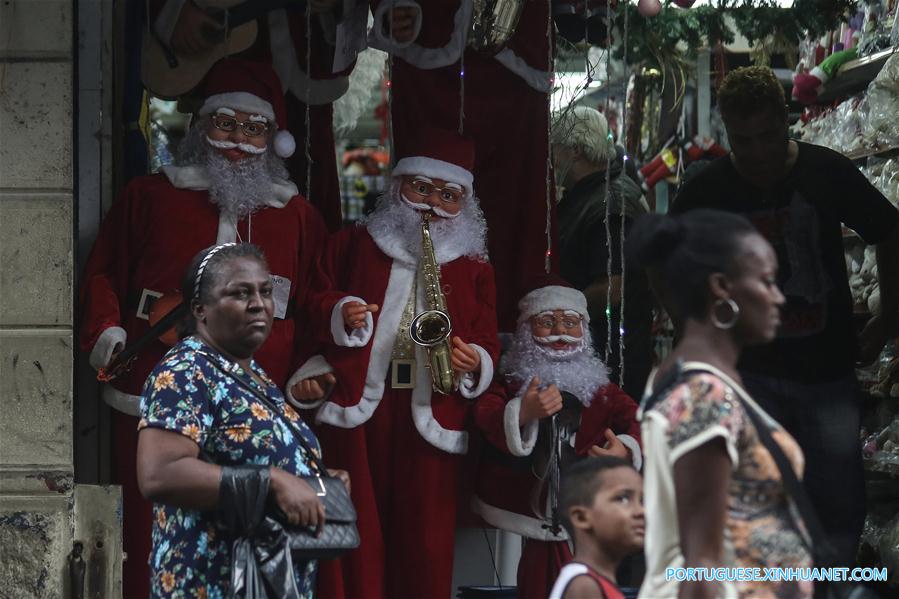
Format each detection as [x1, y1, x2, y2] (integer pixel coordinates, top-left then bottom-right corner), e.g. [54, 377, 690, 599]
[0, 1, 76, 596]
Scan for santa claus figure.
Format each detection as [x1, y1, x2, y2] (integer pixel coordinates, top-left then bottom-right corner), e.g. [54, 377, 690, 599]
[152, 0, 371, 230]
[292, 130, 499, 599]
[78, 58, 327, 597]
[472, 280, 642, 599]
[369, 0, 557, 329]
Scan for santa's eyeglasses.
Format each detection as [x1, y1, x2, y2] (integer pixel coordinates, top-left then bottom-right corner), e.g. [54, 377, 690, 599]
[210, 114, 270, 138]
[532, 315, 582, 330]
[403, 176, 465, 204]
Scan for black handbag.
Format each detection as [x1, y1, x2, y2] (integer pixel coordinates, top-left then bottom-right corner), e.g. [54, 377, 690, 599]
[204, 355, 360, 560]
[669, 363, 879, 599]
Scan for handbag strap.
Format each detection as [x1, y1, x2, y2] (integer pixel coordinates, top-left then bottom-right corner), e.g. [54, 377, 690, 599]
[675, 362, 839, 567]
[198, 351, 329, 478]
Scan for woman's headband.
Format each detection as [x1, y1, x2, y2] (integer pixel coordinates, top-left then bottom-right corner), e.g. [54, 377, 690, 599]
[193, 242, 237, 302]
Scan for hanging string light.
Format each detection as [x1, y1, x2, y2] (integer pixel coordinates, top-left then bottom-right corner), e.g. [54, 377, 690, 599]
[304, 3, 313, 204]
[602, 0, 615, 365]
[544, 0, 554, 273]
[459, 52, 466, 135]
[386, 10, 396, 167]
[618, 1, 630, 387]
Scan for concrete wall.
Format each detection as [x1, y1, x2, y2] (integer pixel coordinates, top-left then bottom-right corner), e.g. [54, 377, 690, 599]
[0, 1, 79, 596]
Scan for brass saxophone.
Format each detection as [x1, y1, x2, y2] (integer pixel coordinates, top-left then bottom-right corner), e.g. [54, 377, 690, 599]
[409, 211, 457, 395]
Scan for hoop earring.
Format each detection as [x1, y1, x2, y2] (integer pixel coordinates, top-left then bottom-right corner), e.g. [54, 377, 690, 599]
[711, 298, 740, 330]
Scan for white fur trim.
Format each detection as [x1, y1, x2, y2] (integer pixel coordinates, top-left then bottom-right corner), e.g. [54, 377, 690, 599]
[503, 395, 539, 457]
[216, 213, 238, 244]
[102, 384, 142, 417]
[392, 157, 474, 194]
[617, 434, 643, 471]
[274, 130, 296, 158]
[268, 10, 350, 105]
[369, 0, 471, 70]
[152, 0, 188, 46]
[89, 327, 127, 371]
[410, 342, 468, 454]
[371, 0, 423, 50]
[199, 92, 275, 122]
[517, 286, 589, 325]
[471, 496, 567, 542]
[459, 343, 493, 399]
[285, 355, 334, 410]
[810, 65, 829, 85]
[494, 48, 552, 93]
[316, 263, 414, 428]
[331, 296, 374, 347]
[316, 260, 468, 453]
[160, 165, 298, 205]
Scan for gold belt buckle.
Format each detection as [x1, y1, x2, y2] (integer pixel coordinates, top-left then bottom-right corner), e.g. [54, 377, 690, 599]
[390, 359, 416, 389]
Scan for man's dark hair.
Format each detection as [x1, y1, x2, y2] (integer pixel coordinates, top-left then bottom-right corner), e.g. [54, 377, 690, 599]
[627, 210, 757, 323]
[559, 456, 635, 539]
[717, 66, 787, 121]
[176, 243, 269, 339]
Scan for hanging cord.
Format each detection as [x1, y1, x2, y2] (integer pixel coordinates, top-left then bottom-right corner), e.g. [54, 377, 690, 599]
[549, 415, 563, 535]
[602, 0, 614, 364]
[481, 527, 504, 589]
[304, 2, 313, 204]
[674, 99, 687, 190]
[459, 50, 466, 135]
[387, 56, 395, 165]
[544, 0, 554, 273]
[618, 1, 630, 387]
[386, 9, 396, 167]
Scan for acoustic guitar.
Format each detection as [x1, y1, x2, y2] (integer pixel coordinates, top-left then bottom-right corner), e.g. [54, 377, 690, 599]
[141, 0, 300, 99]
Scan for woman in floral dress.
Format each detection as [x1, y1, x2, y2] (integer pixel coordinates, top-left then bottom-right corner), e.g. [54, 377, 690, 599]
[136, 243, 347, 598]
[629, 211, 814, 599]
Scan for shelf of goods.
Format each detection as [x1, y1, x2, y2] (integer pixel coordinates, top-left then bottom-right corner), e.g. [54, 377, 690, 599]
[818, 47, 898, 104]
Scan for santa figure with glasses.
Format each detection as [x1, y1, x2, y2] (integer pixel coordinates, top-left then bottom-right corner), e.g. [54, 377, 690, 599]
[78, 57, 327, 597]
[290, 129, 499, 599]
[472, 278, 642, 599]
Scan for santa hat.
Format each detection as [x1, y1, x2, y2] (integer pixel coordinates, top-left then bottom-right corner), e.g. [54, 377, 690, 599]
[517, 275, 590, 325]
[392, 129, 475, 195]
[198, 58, 296, 159]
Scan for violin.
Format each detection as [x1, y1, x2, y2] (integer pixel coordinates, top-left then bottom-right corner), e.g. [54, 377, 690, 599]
[96, 293, 187, 382]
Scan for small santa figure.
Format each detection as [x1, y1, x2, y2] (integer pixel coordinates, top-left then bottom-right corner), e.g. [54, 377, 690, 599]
[472, 279, 642, 599]
[292, 129, 499, 599]
[78, 58, 327, 597]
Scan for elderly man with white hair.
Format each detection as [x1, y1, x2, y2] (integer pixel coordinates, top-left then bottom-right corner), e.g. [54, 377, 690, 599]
[552, 105, 653, 398]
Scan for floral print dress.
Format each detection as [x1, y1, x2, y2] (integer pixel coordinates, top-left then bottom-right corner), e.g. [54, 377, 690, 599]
[639, 365, 814, 599]
[139, 336, 322, 598]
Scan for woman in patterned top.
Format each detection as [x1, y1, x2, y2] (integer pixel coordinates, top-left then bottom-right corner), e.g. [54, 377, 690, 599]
[136, 243, 348, 598]
[628, 211, 814, 599]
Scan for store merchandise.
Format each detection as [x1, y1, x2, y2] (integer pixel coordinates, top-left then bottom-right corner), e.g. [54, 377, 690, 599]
[794, 55, 899, 154]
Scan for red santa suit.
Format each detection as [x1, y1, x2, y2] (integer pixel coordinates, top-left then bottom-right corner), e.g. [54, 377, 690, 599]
[298, 224, 499, 599]
[369, 0, 557, 329]
[471, 284, 642, 599]
[78, 60, 327, 597]
[294, 135, 500, 597]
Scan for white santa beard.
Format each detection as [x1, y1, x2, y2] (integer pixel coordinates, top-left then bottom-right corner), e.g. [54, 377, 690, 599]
[500, 322, 610, 406]
[364, 181, 489, 262]
[177, 122, 289, 220]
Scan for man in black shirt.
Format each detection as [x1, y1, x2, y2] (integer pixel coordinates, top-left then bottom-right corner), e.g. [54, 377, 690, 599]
[554, 106, 654, 398]
[672, 66, 899, 563]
